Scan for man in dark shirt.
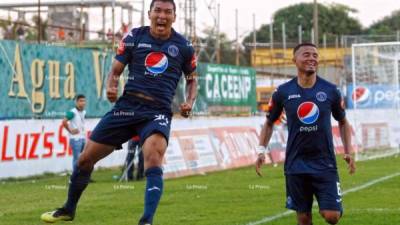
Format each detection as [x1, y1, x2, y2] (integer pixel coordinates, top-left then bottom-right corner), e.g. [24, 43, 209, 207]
[256, 43, 356, 225]
[41, 1, 197, 225]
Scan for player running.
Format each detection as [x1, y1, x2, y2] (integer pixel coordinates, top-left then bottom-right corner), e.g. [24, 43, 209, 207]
[255, 43, 356, 225]
[41, 1, 197, 225]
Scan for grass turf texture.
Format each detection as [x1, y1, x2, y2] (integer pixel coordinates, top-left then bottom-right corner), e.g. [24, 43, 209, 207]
[1, 156, 399, 225]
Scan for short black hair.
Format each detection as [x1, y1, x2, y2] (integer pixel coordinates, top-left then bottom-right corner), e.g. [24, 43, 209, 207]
[293, 42, 317, 55]
[75, 94, 85, 101]
[150, 0, 176, 12]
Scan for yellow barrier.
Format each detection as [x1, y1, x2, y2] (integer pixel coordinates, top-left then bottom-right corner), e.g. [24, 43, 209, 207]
[251, 47, 350, 67]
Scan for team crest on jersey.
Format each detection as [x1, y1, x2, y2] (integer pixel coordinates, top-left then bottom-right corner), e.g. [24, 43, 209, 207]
[167, 45, 179, 57]
[316, 91, 327, 102]
[145, 52, 169, 75]
[297, 101, 319, 124]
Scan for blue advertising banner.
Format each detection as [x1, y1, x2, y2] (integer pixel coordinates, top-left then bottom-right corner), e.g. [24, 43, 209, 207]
[347, 84, 400, 109]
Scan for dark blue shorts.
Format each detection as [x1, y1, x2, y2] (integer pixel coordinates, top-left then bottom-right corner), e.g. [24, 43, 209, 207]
[90, 95, 172, 149]
[285, 171, 343, 213]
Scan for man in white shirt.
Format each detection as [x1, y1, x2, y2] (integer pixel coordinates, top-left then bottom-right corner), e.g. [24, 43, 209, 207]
[62, 94, 86, 171]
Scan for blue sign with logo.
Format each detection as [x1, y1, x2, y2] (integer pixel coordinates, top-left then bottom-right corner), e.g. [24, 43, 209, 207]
[346, 84, 400, 109]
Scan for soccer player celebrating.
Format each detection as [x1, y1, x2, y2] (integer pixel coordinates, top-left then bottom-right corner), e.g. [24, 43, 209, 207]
[255, 43, 356, 225]
[41, 1, 197, 225]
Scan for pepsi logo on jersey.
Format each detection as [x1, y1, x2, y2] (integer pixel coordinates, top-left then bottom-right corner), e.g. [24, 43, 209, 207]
[297, 101, 319, 132]
[145, 52, 169, 75]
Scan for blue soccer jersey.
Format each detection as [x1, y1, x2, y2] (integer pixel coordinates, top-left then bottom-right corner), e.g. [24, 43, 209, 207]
[267, 76, 346, 174]
[115, 26, 197, 111]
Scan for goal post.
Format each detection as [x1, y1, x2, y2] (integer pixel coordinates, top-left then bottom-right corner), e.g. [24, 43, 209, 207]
[350, 42, 400, 161]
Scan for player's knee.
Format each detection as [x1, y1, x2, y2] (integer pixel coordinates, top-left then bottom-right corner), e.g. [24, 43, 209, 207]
[297, 212, 312, 225]
[143, 134, 167, 166]
[144, 133, 167, 149]
[320, 211, 340, 224]
[145, 156, 158, 168]
[144, 148, 163, 167]
[77, 156, 94, 172]
[324, 217, 339, 225]
[324, 216, 340, 225]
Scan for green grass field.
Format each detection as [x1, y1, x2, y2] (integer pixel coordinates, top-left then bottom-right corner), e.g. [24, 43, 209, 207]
[1, 156, 400, 225]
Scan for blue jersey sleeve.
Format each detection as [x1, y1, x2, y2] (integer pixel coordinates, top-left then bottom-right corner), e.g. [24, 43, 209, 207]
[182, 43, 197, 76]
[115, 30, 137, 65]
[332, 88, 346, 121]
[267, 88, 284, 123]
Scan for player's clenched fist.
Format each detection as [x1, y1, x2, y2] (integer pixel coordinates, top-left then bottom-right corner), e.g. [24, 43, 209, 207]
[180, 102, 192, 118]
[106, 86, 118, 103]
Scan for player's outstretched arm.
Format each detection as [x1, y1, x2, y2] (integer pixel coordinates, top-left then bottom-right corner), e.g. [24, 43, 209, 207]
[338, 118, 356, 174]
[180, 72, 198, 118]
[255, 119, 275, 176]
[106, 60, 126, 103]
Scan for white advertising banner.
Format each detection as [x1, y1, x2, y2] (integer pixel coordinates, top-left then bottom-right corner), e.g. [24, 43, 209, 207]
[163, 138, 187, 173]
[0, 117, 264, 179]
[0, 119, 127, 179]
[1, 111, 384, 179]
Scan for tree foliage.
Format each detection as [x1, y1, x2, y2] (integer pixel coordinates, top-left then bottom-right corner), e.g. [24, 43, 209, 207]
[243, 3, 362, 45]
[366, 10, 400, 35]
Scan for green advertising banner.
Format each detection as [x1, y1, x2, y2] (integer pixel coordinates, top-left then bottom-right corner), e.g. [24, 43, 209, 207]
[0, 40, 256, 119]
[193, 63, 257, 115]
[0, 40, 122, 119]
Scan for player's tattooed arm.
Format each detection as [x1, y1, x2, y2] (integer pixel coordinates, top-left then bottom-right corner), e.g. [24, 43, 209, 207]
[180, 72, 198, 118]
[259, 119, 275, 147]
[339, 118, 356, 174]
[255, 119, 275, 176]
[106, 60, 125, 102]
[185, 71, 197, 106]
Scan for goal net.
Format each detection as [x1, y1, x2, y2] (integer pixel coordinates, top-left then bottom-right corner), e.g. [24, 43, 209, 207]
[350, 42, 400, 161]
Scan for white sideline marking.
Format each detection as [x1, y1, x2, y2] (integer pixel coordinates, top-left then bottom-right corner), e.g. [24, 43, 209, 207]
[349, 208, 400, 213]
[245, 172, 400, 225]
[341, 172, 400, 195]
